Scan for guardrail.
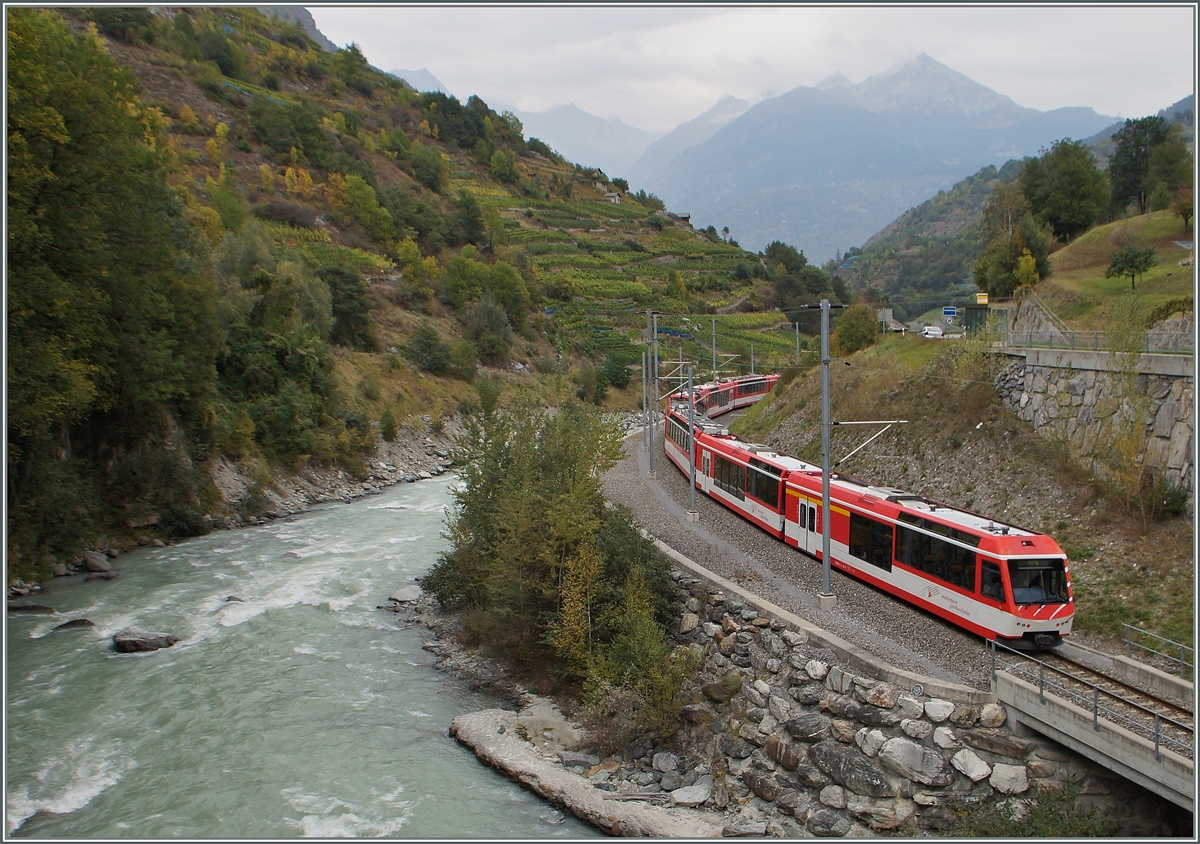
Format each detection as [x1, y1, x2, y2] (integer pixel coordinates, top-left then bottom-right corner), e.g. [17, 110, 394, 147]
[1123, 624, 1194, 680]
[989, 640, 1193, 760]
[1003, 330, 1194, 355]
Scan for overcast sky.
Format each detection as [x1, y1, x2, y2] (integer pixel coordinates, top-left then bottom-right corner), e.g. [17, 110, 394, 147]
[309, 5, 1195, 135]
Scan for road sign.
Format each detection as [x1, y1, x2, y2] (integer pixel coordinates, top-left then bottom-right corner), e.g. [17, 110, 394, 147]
[943, 306, 957, 318]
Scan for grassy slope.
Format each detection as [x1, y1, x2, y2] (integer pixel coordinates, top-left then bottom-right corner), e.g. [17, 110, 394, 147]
[735, 337, 1192, 647]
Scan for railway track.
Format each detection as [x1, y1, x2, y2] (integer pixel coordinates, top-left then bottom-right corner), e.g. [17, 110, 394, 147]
[993, 644, 1195, 760]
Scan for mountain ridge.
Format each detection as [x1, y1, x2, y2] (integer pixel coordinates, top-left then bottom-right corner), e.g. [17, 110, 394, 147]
[641, 54, 1116, 261]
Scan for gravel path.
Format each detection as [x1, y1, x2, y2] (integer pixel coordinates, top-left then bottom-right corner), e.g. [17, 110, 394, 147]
[603, 430, 994, 690]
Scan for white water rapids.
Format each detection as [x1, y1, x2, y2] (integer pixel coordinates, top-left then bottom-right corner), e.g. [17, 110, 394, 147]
[6, 475, 597, 838]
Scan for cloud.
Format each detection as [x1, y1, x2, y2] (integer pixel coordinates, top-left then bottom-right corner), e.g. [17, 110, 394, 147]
[311, 6, 1194, 131]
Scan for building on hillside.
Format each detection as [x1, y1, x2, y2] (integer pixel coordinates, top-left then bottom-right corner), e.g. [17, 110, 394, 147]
[603, 192, 621, 204]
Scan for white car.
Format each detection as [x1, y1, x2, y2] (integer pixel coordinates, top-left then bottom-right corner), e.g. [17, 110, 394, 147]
[919, 325, 944, 338]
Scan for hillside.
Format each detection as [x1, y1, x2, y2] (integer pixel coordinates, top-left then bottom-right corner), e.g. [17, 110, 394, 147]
[844, 97, 1194, 319]
[9, 7, 855, 579]
[732, 335, 1192, 647]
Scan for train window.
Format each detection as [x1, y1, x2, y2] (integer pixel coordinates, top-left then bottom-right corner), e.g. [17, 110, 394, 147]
[809, 506, 816, 532]
[849, 513, 893, 572]
[667, 417, 691, 453]
[713, 454, 745, 500]
[896, 526, 976, 591]
[980, 561, 1003, 601]
[748, 458, 782, 510]
[1008, 559, 1069, 604]
[799, 503, 807, 528]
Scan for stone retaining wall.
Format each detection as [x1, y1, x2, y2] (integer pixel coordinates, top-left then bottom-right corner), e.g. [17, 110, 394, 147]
[994, 302, 1193, 497]
[639, 570, 1179, 837]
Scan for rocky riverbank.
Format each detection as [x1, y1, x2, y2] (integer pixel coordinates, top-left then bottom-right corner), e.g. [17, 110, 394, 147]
[7, 416, 460, 601]
[398, 568, 1182, 838]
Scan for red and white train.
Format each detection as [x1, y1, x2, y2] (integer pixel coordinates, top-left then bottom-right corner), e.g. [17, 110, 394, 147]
[663, 386, 1073, 649]
[688, 374, 781, 419]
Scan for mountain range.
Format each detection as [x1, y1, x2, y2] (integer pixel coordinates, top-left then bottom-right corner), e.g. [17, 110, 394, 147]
[636, 55, 1118, 261]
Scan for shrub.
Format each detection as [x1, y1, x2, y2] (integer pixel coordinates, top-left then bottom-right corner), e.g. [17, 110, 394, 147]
[949, 782, 1118, 837]
[251, 198, 317, 229]
[379, 407, 398, 442]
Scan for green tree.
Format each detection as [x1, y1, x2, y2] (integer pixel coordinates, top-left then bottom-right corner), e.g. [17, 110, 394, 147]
[1019, 138, 1110, 240]
[665, 269, 687, 299]
[1105, 245, 1156, 290]
[316, 265, 377, 350]
[379, 406, 398, 442]
[407, 321, 451, 374]
[1013, 249, 1039, 291]
[1108, 116, 1170, 215]
[336, 173, 394, 242]
[1147, 124, 1192, 193]
[831, 303, 879, 356]
[1148, 181, 1172, 213]
[410, 143, 447, 193]
[8, 9, 221, 568]
[489, 147, 518, 184]
[1171, 187, 1193, 230]
[465, 293, 514, 364]
[973, 182, 1052, 298]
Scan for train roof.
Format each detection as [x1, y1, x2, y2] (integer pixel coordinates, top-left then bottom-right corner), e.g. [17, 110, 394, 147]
[819, 472, 1037, 538]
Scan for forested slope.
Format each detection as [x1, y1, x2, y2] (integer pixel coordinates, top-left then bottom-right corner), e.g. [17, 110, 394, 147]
[7, 7, 861, 579]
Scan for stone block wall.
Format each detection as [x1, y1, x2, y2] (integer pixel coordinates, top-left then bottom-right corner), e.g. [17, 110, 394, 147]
[600, 574, 1178, 837]
[994, 360, 1193, 496]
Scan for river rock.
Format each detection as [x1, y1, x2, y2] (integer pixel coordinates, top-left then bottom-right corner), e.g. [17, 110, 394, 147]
[53, 619, 95, 631]
[6, 600, 55, 614]
[83, 550, 111, 573]
[558, 751, 600, 769]
[854, 728, 886, 758]
[865, 683, 899, 708]
[225, 596, 245, 603]
[651, 751, 679, 772]
[113, 630, 180, 653]
[846, 795, 915, 830]
[724, 820, 769, 837]
[85, 571, 120, 582]
[784, 712, 831, 743]
[979, 702, 1007, 728]
[933, 726, 958, 748]
[895, 695, 924, 720]
[901, 718, 933, 740]
[671, 775, 713, 807]
[389, 585, 422, 603]
[765, 733, 802, 770]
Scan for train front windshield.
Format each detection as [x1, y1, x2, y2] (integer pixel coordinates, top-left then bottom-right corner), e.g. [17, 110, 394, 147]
[1007, 559, 1069, 604]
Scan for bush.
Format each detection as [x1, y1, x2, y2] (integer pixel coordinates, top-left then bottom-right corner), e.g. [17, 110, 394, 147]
[251, 199, 317, 229]
[949, 782, 1118, 837]
[379, 407, 398, 442]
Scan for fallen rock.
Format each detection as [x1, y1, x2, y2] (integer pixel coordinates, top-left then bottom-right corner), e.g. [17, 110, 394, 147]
[557, 750, 600, 769]
[85, 571, 120, 582]
[113, 630, 180, 653]
[672, 775, 713, 807]
[53, 619, 95, 631]
[724, 820, 768, 837]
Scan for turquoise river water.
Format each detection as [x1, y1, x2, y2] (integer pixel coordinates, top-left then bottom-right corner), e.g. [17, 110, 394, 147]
[6, 475, 598, 838]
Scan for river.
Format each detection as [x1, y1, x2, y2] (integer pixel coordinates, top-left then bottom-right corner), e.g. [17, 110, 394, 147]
[6, 475, 598, 838]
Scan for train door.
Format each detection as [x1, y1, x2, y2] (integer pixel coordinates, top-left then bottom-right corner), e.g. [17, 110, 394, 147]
[701, 451, 711, 493]
[793, 495, 818, 555]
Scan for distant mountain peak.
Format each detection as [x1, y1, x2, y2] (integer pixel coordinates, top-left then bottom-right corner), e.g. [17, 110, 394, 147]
[816, 72, 852, 89]
[389, 67, 449, 95]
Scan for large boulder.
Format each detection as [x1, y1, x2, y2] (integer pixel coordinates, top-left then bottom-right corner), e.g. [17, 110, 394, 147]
[950, 748, 992, 782]
[83, 550, 111, 573]
[388, 585, 421, 603]
[113, 630, 180, 653]
[785, 712, 831, 743]
[672, 775, 713, 807]
[878, 737, 952, 786]
[989, 763, 1030, 795]
[923, 699, 954, 722]
[961, 730, 1032, 759]
[845, 795, 916, 830]
[809, 740, 896, 798]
